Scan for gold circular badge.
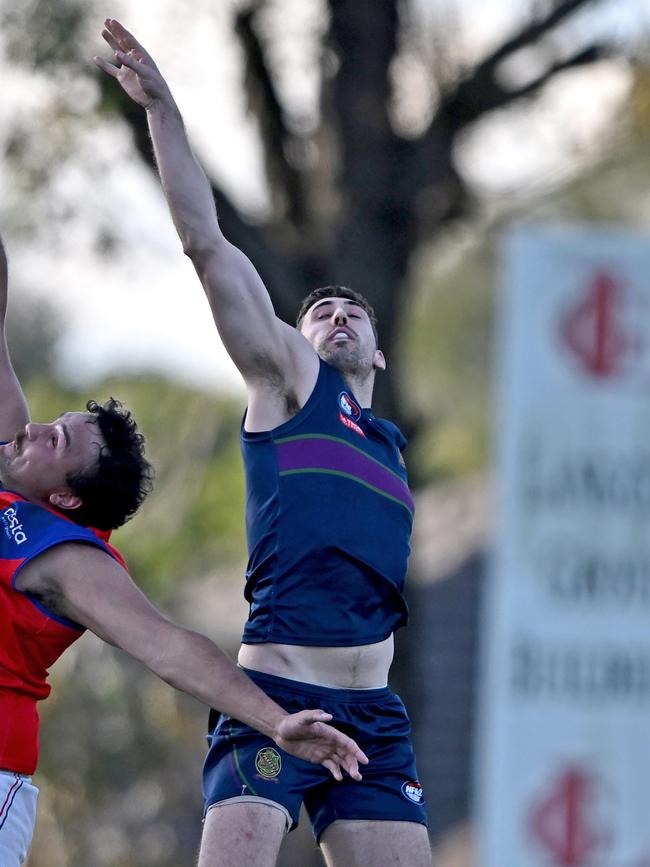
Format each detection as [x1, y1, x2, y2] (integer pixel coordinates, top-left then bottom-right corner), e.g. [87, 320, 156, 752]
[255, 747, 282, 778]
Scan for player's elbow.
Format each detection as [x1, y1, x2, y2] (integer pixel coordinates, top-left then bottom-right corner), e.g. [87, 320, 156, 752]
[182, 234, 212, 263]
[180, 223, 224, 264]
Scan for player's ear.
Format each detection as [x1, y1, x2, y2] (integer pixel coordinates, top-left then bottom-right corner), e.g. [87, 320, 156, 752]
[373, 349, 386, 371]
[49, 490, 83, 511]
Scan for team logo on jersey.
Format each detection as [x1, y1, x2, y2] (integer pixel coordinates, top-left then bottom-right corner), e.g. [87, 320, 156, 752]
[401, 780, 424, 804]
[338, 391, 366, 437]
[338, 391, 362, 421]
[1, 506, 27, 546]
[255, 747, 282, 779]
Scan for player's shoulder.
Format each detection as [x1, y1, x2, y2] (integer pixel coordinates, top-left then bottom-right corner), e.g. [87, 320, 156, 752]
[16, 538, 114, 596]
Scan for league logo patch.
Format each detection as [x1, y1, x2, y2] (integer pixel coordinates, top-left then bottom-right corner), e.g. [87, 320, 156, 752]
[401, 780, 424, 804]
[255, 747, 282, 779]
[338, 391, 361, 421]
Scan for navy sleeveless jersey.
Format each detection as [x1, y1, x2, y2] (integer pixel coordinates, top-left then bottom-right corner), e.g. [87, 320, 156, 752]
[241, 359, 414, 647]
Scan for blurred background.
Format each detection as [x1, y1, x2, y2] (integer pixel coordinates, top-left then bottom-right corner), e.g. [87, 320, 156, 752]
[1, 0, 648, 864]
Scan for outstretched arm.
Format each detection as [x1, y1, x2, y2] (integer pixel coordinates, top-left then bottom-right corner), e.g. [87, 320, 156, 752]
[95, 20, 317, 403]
[19, 543, 367, 781]
[0, 234, 30, 442]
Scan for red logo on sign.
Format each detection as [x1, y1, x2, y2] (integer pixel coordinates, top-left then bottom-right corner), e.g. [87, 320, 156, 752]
[560, 272, 641, 378]
[529, 767, 611, 866]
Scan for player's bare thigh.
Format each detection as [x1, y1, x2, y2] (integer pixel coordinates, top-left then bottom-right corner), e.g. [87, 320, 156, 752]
[198, 801, 287, 867]
[320, 819, 433, 867]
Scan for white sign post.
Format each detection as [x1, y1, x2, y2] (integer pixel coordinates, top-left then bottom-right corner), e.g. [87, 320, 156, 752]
[476, 225, 650, 867]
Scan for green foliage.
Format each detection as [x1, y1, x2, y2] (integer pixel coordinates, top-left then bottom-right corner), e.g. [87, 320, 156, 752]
[401, 234, 495, 482]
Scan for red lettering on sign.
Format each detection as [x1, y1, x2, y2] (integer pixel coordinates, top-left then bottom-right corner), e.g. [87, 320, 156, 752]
[560, 272, 640, 378]
[529, 767, 610, 866]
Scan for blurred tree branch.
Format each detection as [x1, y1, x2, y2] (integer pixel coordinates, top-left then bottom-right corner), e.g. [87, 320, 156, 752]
[96, 0, 620, 451]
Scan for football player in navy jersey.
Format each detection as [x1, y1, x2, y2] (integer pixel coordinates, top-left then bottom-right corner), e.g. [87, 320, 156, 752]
[0, 228, 367, 867]
[97, 18, 431, 867]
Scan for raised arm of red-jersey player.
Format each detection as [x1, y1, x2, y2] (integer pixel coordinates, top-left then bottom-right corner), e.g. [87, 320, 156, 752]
[18, 543, 367, 781]
[94, 19, 318, 401]
[0, 232, 30, 442]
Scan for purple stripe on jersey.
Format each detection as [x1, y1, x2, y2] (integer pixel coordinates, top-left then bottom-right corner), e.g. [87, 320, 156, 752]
[276, 437, 414, 513]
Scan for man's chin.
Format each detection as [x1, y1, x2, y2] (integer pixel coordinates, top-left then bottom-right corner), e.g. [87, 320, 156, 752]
[319, 345, 361, 369]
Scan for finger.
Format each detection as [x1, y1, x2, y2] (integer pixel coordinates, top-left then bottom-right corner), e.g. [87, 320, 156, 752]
[299, 710, 333, 725]
[355, 747, 369, 765]
[323, 759, 343, 782]
[106, 19, 150, 59]
[115, 50, 151, 77]
[344, 759, 362, 781]
[93, 55, 120, 79]
[335, 733, 368, 766]
[315, 722, 368, 766]
[336, 746, 363, 779]
[101, 28, 120, 54]
[104, 17, 132, 47]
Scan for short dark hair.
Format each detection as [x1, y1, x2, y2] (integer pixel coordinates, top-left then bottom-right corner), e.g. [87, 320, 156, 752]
[296, 285, 378, 344]
[66, 398, 154, 531]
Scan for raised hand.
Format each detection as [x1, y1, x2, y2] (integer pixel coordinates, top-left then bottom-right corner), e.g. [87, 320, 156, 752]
[274, 709, 368, 782]
[94, 18, 173, 109]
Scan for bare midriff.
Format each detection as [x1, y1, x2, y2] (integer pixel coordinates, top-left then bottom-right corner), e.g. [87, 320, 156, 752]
[238, 635, 394, 689]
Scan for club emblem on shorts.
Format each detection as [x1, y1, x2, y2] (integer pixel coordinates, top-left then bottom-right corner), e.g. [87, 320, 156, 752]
[401, 780, 424, 804]
[255, 747, 282, 779]
[338, 391, 362, 421]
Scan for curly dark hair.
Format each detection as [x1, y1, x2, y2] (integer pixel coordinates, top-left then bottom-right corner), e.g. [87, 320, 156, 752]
[296, 285, 378, 344]
[65, 398, 154, 531]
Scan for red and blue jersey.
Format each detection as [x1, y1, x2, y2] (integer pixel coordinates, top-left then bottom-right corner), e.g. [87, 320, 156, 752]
[241, 359, 414, 647]
[0, 488, 125, 774]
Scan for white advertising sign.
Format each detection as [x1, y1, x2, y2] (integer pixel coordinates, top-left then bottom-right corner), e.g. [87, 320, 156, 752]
[476, 225, 650, 867]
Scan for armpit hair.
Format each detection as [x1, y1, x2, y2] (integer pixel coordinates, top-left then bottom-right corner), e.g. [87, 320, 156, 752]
[284, 390, 301, 417]
[249, 350, 284, 389]
[29, 585, 69, 623]
[248, 350, 302, 419]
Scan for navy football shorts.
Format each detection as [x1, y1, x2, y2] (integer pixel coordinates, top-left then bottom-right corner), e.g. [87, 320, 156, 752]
[202, 668, 427, 841]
